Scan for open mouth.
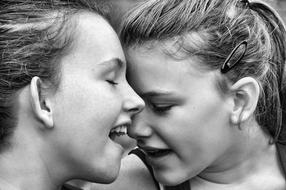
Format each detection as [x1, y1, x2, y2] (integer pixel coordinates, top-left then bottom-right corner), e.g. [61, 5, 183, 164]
[138, 145, 172, 158]
[109, 124, 128, 141]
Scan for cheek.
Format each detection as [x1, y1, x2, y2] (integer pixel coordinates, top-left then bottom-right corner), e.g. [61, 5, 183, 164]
[161, 98, 230, 156]
[51, 87, 122, 156]
[53, 82, 122, 131]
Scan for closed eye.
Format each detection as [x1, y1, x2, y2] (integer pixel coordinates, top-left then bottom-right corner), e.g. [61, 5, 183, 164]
[106, 80, 119, 86]
[148, 102, 173, 114]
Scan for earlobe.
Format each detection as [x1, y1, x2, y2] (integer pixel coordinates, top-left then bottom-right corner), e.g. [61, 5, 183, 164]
[30, 77, 54, 129]
[230, 77, 260, 125]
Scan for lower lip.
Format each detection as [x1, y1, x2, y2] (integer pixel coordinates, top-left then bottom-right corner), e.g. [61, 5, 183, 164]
[141, 149, 173, 163]
[145, 150, 173, 168]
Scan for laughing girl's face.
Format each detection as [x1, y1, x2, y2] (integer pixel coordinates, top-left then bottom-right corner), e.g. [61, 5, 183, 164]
[49, 12, 144, 183]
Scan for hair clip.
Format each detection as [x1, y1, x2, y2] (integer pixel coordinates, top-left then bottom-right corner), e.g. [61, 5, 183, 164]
[220, 40, 248, 73]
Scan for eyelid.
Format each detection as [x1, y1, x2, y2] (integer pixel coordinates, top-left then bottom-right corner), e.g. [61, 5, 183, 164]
[144, 96, 179, 108]
[106, 80, 119, 85]
[151, 103, 172, 107]
[147, 101, 174, 114]
[145, 96, 176, 105]
[101, 60, 124, 81]
[105, 69, 120, 82]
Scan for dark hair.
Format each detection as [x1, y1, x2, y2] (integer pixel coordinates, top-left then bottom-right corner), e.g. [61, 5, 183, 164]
[0, 0, 108, 149]
[120, 0, 286, 143]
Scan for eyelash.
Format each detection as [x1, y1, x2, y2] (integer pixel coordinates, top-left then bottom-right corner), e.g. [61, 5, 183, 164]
[149, 102, 173, 114]
[106, 80, 119, 86]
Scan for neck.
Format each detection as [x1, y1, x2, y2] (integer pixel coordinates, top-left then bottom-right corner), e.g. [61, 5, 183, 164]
[193, 123, 285, 189]
[0, 130, 65, 190]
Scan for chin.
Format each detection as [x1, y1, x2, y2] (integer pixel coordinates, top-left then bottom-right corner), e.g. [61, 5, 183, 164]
[92, 169, 120, 184]
[81, 145, 123, 183]
[90, 162, 121, 184]
[154, 170, 190, 186]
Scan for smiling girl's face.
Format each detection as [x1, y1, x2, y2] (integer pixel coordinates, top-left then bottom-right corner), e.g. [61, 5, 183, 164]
[48, 12, 144, 183]
[126, 42, 246, 185]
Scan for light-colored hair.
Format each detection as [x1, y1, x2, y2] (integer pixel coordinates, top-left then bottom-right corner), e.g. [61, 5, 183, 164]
[120, 0, 286, 143]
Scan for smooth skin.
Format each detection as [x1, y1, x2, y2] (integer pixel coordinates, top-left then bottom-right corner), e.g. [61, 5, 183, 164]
[0, 12, 144, 190]
[46, 12, 144, 183]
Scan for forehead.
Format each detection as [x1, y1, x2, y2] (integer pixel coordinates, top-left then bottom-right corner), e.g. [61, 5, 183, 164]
[57, 12, 125, 82]
[126, 40, 207, 75]
[68, 12, 125, 61]
[126, 43, 217, 95]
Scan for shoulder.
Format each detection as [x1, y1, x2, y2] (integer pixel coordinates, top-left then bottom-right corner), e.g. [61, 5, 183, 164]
[88, 154, 158, 190]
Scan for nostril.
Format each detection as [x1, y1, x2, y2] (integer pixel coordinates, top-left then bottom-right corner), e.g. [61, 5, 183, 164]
[129, 107, 142, 115]
[127, 121, 152, 139]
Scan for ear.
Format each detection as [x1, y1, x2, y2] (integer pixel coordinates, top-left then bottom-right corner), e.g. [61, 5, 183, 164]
[229, 77, 260, 125]
[30, 76, 54, 129]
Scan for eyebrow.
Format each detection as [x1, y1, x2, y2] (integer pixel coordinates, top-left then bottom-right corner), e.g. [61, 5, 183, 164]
[98, 58, 124, 69]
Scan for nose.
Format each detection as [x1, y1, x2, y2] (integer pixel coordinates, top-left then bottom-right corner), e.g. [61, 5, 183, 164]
[123, 84, 145, 117]
[128, 110, 152, 139]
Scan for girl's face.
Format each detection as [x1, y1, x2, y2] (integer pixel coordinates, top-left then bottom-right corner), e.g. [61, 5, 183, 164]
[49, 13, 144, 183]
[126, 43, 244, 185]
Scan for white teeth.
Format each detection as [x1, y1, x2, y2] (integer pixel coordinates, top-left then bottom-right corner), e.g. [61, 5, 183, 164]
[123, 127, 127, 134]
[110, 125, 128, 136]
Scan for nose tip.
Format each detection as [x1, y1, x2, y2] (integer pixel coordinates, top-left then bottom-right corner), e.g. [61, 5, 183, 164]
[128, 117, 152, 139]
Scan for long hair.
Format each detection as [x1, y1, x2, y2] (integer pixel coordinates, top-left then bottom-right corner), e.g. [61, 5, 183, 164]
[120, 0, 286, 143]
